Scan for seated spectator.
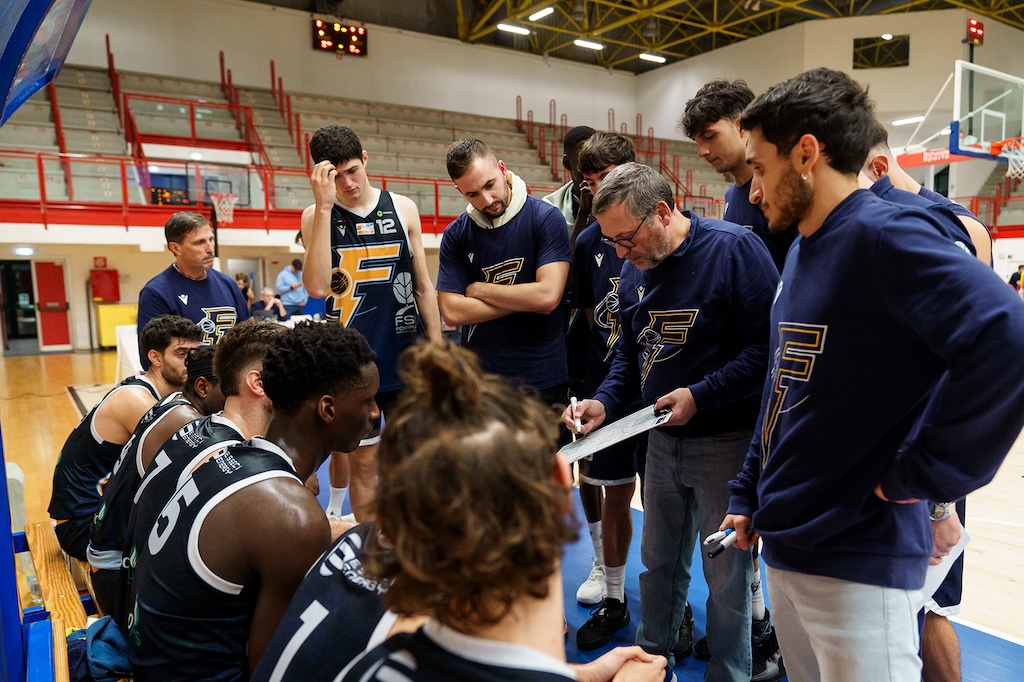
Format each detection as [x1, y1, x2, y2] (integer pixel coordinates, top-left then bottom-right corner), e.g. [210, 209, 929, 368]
[127, 322, 380, 680]
[256, 287, 288, 320]
[338, 342, 666, 682]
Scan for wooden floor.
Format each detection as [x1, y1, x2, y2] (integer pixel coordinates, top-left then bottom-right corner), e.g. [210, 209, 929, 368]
[3, 349, 1024, 643]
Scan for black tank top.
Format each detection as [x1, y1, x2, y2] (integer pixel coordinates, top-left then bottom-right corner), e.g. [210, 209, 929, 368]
[48, 375, 159, 520]
[252, 523, 392, 681]
[127, 438, 300, 681]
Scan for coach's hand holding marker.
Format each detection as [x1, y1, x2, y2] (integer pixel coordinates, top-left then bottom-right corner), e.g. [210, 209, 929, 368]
[704, 529, 738, 558]
[569, 395, 583, 442]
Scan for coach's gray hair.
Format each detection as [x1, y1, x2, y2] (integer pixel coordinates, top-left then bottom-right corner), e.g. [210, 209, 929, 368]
[591, 162, 675, 221]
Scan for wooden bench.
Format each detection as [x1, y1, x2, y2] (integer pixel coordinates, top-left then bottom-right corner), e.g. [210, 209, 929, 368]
[24, 522, 88, 631]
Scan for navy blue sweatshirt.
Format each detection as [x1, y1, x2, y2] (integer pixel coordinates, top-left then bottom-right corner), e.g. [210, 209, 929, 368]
[728, 189, 1024, 590]
[593, 212, 778, 438]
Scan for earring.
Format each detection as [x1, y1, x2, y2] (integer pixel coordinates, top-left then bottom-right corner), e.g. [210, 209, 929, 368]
[801, 172, 809, 181]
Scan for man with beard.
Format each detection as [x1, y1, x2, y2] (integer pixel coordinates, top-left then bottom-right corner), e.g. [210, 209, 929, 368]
[436, 138, 571, 406]
[566, 163, 778, 682]
[722, 67, 1024, 680]
[48, 315, 201, 559]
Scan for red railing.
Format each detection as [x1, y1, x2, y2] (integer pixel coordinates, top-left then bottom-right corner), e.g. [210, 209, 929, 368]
[106, 35, 122, 127]
[0, 149, 560, 233]
[46, 82, 74, 201]
[122, 92, 262, 155]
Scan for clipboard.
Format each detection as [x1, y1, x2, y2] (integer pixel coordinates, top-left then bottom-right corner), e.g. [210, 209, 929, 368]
[559, 404, 671, 464]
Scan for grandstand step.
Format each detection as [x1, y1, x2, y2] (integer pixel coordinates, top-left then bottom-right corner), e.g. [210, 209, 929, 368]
[367, 102, 446, 127]
[0, 123, 58, 147]
[237, 89, 278, 109]
[443, 111, 520, 134]
[451, 128, 532, 150]
[60, 108, 121, 132]
[55, 65, 112, 91]
[131, 113, 242, 141]
[291, 94, 370, 118]
[0, 168, 67, 200]
[119, 71, 226, 99]
[55, 86, 116, 111]
[63, 130, 128, 155]
[6, 101, 51, 125]
[70, 175, 149, 204]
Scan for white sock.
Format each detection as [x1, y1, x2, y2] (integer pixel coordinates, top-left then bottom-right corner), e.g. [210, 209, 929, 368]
[327, 486, 348, 515]
[588, 521, 604, 566]
[751, 566, 766, 621]
[605, 564, 626, 602]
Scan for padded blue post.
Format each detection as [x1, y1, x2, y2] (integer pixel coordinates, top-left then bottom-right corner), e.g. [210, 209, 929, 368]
[1, 420, 26, 682]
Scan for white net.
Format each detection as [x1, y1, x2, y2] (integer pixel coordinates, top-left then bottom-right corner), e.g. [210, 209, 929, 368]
[210, 192, 239, 224]
[1006, 138, 1024, 181]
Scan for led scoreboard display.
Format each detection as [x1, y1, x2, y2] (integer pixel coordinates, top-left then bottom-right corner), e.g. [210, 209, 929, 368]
[313, 19, 368, 57]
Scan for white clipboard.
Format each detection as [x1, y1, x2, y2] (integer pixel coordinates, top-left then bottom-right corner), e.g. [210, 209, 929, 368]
[559, 404, 671, 464]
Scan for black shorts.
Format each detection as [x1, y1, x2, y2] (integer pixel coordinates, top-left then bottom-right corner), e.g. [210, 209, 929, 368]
[927, 498, 966, 615]
[359, 389, 402, 446]
[54, 515, 92, 561]
[580, 432, 644, 487]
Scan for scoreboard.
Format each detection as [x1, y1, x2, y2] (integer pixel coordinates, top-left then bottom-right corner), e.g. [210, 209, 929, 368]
[313, 19, 368, 57]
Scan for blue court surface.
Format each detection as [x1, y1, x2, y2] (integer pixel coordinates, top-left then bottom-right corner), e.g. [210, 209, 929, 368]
[559, 504, 1024, 682]
[313, 461, 1024, 682]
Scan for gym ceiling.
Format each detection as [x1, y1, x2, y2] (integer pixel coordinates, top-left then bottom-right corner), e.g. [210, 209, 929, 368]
[251, 1, 1024, 73]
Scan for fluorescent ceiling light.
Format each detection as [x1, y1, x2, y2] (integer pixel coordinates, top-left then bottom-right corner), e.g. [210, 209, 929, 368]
[881, 33, 893, 40]
[497, 23, 530, 36]
[14, 246, 34, 256]
[574, 39, 604, 50]
[189, 151, 204, 160]
[892, 115, 925, 126]
[639, 53, 666, 64]
[941, 127, 952, 135]
[529, 7, 554, 21]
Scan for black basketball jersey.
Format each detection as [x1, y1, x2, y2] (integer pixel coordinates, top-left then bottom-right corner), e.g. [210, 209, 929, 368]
[88, 391, 194, 569]
[339, 621, 577, 681]
[117, 413, 244, 627]
[251, 523, 393, 682]
[127, 438, 301, 681]
[48, 375, 160, 521]
[328, 189, 421, 392]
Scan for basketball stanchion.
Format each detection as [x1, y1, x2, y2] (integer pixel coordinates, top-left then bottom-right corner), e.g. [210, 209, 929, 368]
[209, 192, 239, 224]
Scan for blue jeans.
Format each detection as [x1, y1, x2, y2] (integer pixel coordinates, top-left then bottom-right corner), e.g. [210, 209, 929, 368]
[635, 429, 753, 682]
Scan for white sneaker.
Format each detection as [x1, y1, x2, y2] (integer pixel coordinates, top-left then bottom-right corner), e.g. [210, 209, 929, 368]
[326, 509, 342, 521]
[576, 560, 606, 605]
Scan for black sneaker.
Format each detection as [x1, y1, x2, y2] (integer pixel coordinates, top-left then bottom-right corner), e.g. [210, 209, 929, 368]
[576, 596, 630, 650]
[672, 602, 694, 660]
[751, 613, 785, 682]
[693, 635, 711, 661]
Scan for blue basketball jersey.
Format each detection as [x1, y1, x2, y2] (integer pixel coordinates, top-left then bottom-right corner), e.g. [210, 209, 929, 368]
[251, 523, 393, 682]
[724, 179, 795, 274]
[328, 189, 422, 392]
[48, 375, 160, 521]
[127, 439, 301, 681]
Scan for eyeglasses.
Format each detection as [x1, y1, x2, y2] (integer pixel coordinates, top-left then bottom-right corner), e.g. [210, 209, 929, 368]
[600, 206, 653, 249]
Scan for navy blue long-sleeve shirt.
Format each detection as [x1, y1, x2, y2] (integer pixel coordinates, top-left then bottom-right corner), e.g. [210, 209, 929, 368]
[728, 190, 1024, 591]
[593, 212, 778, 438]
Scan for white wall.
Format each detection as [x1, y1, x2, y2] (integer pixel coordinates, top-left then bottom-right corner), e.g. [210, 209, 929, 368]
[66, 0, 637, 131]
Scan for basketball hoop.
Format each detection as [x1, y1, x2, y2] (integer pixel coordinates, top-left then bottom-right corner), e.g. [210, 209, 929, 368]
[1003, 138, 1024, 181]
[209, 192, 239, 224]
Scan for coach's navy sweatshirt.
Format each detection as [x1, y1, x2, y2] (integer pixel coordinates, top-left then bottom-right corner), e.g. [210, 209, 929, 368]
[593, 212, 779, 438]
[728, 190, 1024, 590]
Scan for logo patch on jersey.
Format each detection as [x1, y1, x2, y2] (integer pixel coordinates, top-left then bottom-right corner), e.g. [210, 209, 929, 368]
[356, 222, 375, 236]
[637, 309, 700, 386]
[481, 258, 525, 286]
[468, 253, 475, 264]
[593, 277, 622, 362]
[178, 294, 189, 305]
[336, 221, 347, 236]
[214, 452, 242, 474]
[197, 307, 237, 345]
[595, 253, 604, 268]
[318, 531, 386, 593]
[637, 285, 646, 301]
[773, 279, 784, 305]
[762, 323, 827, 465]
[393, 271, 418, 334]
[328, 242, 405, 326]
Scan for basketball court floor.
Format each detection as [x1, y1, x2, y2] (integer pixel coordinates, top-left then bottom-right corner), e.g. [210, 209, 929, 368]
[3, 349, 1024, 680]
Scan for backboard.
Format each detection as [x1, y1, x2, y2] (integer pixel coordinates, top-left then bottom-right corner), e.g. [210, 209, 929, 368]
[0, 0, 92, 126]
[950, 59, 1024, 162]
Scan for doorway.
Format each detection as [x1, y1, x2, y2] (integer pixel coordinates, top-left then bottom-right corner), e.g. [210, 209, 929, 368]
[0, 260, 38, 355]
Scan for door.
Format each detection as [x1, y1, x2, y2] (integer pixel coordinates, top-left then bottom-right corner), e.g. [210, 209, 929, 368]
[32, 260, 72, 352]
